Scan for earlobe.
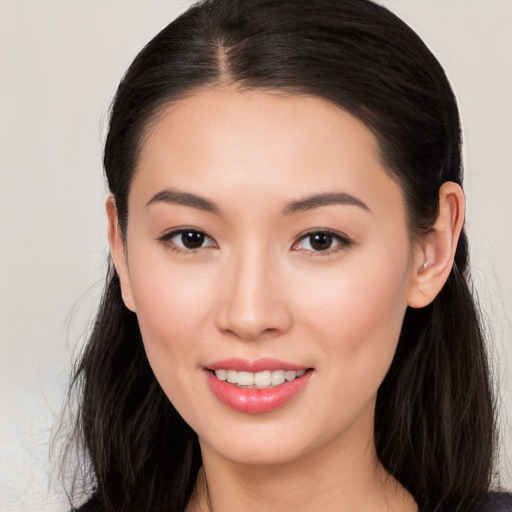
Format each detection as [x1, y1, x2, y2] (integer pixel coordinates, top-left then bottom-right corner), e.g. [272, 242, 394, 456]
[407, 182, 465, 309]
[106, 195, 136, 312]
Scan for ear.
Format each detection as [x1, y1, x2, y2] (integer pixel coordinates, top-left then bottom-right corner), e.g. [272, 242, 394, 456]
[106, 195, 136, 312]
[407, 182, 465, 308]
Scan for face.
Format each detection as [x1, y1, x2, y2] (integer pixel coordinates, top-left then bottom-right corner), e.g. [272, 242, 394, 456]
[111, 88, 423, 466]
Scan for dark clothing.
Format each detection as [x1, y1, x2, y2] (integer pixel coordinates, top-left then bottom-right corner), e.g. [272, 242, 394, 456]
[74, 492, 512, 511]
[481, 493, 512, 512]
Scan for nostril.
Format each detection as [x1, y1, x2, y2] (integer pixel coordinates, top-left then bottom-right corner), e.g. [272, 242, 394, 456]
[222, 326, 282, 341]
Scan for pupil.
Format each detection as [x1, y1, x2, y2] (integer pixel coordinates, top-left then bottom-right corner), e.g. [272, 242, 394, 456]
[181, 231, 205, 249]
[310, 233, 332, 251]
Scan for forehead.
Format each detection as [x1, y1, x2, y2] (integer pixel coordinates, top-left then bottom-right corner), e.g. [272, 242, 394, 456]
[132, 87, 404, 219]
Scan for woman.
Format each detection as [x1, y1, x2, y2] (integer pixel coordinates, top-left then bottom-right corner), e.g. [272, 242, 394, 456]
[65, 0, 511, 510]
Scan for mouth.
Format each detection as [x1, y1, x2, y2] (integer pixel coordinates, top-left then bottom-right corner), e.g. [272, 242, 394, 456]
[204, 360, 314, 414]
[210, 368, 308, 389]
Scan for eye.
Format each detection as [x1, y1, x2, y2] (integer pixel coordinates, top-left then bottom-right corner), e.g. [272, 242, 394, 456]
[292, 230, 352, 254]
[158, 228, 217, 253]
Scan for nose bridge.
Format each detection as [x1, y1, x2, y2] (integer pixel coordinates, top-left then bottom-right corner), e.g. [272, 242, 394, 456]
[217, 239, 291, 340]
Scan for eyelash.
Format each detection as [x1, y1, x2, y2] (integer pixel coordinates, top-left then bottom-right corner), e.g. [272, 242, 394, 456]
[157, 228, 353, 256]
[157, 228, 218, 255]
[292, 230, 353, 256]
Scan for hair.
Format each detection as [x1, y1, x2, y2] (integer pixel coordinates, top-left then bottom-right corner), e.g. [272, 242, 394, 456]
[65, 1, 497, 511]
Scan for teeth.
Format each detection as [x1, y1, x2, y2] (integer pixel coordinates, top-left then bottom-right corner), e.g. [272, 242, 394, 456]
[237, 371, 254, 386]
[215, 369, 227, 381]
[213, 369, 307, 388]
[254, 370, 271, 387]
[271, 370, 285, 386]
[226, 370, 238, 383]
[285, 370, 296, 381]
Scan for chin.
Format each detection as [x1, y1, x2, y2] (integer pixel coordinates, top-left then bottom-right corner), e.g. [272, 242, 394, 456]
[193, 406, 358, 469]
[200, 433, 313, 467]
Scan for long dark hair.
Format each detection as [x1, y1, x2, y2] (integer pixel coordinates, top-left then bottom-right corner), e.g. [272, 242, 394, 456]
[65, 1, 497, 511]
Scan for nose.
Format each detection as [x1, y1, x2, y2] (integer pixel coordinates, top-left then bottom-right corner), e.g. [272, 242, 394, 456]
[215, 246, 293, 341]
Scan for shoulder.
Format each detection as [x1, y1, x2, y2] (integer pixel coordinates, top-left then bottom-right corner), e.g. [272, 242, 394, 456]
[479, 492, 512, 512]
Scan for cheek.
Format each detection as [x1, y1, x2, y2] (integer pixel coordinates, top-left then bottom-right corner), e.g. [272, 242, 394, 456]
[126, 246, 217, 375]
[293, 244, 411, 389]
[134, 269, 206, 337]
[126, 255, 222, 424]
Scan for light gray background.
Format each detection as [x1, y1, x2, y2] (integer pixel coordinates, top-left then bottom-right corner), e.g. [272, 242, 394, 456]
[1, 1, 510, 510]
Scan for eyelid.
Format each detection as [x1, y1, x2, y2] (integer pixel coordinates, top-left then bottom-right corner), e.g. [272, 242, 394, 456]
[157, 227, 218, 253]
[291, 229, 354, 254]
[156, 226, 353, 255]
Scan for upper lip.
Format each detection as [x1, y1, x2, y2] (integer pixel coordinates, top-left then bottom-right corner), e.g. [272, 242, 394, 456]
[206, 358, 309, 373]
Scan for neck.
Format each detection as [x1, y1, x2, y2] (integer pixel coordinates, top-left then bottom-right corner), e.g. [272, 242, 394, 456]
[187, 408, 417, 512]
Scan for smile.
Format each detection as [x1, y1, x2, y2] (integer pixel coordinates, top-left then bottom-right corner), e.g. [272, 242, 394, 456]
[205, 360, 314, 414]
[213, 369, 306, 389]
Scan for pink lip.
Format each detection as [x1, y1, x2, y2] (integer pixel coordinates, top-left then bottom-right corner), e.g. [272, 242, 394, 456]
[207, 358, 308, 373]
[205, 361, 313, 414]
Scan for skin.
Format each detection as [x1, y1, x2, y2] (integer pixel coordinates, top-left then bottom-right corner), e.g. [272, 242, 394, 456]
[108, 87, 465, 511]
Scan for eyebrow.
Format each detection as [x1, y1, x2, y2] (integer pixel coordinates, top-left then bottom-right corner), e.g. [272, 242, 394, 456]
[283, 192, 370, 215]
[146, 189, 221, 215]
[145, 189, 370, 216]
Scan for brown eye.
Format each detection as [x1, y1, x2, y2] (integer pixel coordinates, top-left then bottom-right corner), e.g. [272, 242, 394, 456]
[292, 230, 352, 254]
[180, 230, 206, 249]
[159, 228, 217, 252]
[309, 233, 333, 251]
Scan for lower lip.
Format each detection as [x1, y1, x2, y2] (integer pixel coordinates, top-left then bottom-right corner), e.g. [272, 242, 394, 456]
[205, 370, 313, 414]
